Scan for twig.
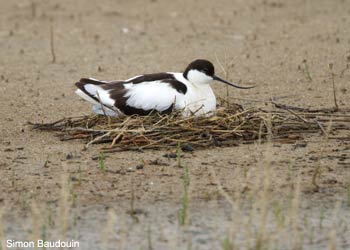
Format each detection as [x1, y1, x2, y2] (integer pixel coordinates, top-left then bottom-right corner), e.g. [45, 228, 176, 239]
[328, 63, 339, 111]
[96, 92, 107, 116]
[315, 120, 327, 136]
[31, 1, 36, 18]
[271, 99, 338, 113]
[340, 56, 350, 77]
[215, 53, 233, 106]
[85, 131, 112, 148]
[284, 108, 309, 123]
[96, 91, 112, 126]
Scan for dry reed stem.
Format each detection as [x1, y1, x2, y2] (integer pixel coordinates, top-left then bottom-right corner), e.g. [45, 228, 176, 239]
[101, 208, 117, 248]
[50, 23, 56, 63]
[58, 164, 71, 239]
[328, 63, 339, 111]
[30, 202, 41, 246]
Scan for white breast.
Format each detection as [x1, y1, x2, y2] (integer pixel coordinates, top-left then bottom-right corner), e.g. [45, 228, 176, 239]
[173, 73, 216, 116]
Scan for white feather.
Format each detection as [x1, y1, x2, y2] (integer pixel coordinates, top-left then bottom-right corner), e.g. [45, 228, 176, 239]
[84, 84, 115, 107]
[186, 69, 213, 85]
[75, 86, 119, 116]
[92, 105, 118, 116]
[125, 75, 142, 81]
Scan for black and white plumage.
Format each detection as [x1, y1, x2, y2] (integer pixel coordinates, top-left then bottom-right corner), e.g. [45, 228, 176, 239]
[75, 59, 254, 117]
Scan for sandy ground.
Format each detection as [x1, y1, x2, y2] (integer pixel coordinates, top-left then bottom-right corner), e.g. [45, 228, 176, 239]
[0, 0, 350, 249]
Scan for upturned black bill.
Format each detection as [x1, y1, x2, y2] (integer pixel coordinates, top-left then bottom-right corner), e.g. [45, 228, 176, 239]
[213, 75, 255, 89]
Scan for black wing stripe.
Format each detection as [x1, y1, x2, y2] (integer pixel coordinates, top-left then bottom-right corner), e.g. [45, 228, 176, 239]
[126, 72, 175, 84]
[79, 78, 107, 85]
[125, 73, 187, 95]
[165, 79, 187, 94]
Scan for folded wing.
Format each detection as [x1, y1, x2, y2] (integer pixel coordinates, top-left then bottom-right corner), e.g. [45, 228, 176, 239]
[75, 75, 187, 116]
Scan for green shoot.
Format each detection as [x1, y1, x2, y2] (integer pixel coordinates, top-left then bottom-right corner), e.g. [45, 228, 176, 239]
[309, 226, 315, 244]
[130, 177, 135, 216]
[272, 201, 285, 228]
[73, 212, 78, 227]
[302, 59, 312, 82]
[147, 224, 152, 250]
[47, 204, 53, 227]
[72, 192, 77, 208]
[43, 155, 49, 168]
[128, 177, 139, 222]
[99, 152, 105, 173]
[222, 232, 233, 250]
[78, 165, 82, 186]
[11, 168, 15, 188]
[179, 164, 190, 225]
[319, 208, 325, 230]
[41, 224, 47, 249]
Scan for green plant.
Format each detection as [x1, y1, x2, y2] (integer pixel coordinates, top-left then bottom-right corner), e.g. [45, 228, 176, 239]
[222, 232, 234, 250]
[78, 165, 82, 186]
[179, 164, 190, 225]
[319, 208, 325, 230]
[302, 59, 312, 81]
[99, 152, 106, 173]
[147, 224, 153, 250]
[41, 224, 47, 249]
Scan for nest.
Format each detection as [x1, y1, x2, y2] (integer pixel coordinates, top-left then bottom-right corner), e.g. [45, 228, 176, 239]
[31, 100, 350, 152]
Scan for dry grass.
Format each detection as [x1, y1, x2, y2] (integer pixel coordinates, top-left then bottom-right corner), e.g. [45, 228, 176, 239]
[30, 99, 350, 152]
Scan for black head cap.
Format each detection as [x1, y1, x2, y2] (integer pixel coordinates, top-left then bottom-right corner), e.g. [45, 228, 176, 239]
[183, 59, 215, 79]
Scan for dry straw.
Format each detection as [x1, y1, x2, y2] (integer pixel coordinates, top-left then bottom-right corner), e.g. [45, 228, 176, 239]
[31, 99, 350, 152]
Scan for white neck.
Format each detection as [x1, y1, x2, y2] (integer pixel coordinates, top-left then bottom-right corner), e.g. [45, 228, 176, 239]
[186, 69, 213, 85]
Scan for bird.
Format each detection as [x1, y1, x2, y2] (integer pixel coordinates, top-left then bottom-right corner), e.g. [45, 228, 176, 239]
[75, 59, 254, 117]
